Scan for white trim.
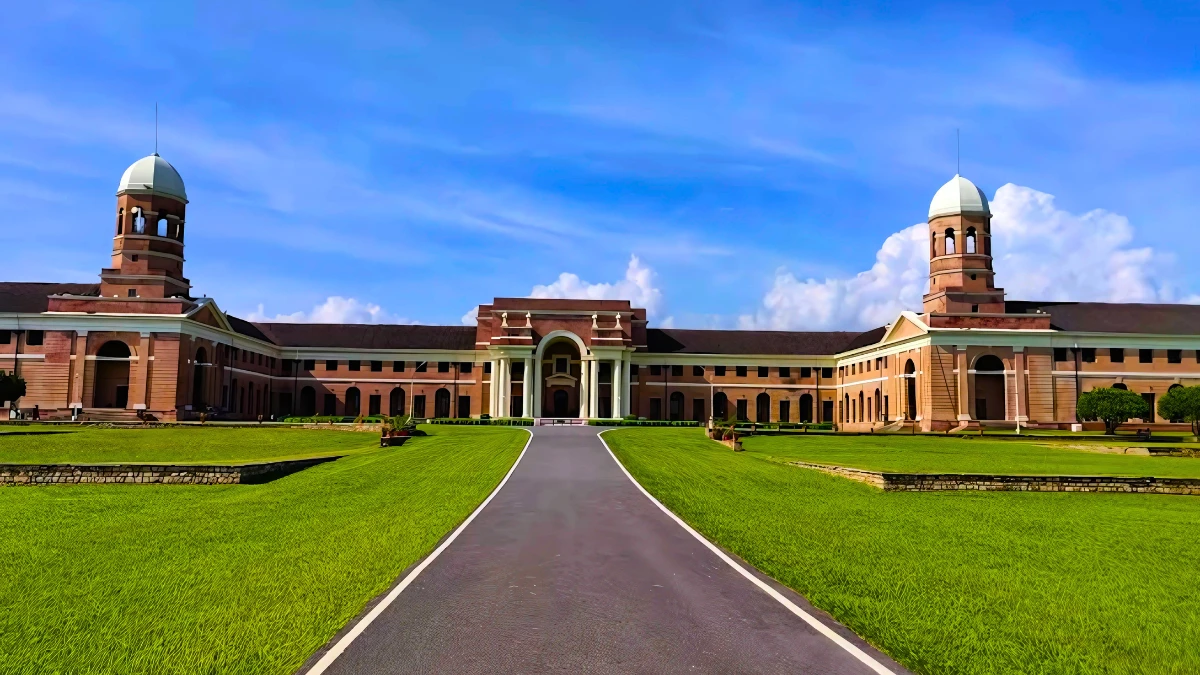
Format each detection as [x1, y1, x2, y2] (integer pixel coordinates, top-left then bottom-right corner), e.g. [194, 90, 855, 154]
[835, 376, 889, 388]
[1051, 370, 1200, 379]
[632, 382, 838, 390]
[0, 353, 46, 360]
[303, 428, 533, 675]
[596, 430, 895, 675]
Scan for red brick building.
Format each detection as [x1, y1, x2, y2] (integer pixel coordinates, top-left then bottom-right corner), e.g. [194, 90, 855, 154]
[4, 156, 1200, 428]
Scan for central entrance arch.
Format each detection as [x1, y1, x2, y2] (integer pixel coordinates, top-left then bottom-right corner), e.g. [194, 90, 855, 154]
[536, 331, 587, 418]
[973, 355, 1006, 420]
[94, 340, 132, 409]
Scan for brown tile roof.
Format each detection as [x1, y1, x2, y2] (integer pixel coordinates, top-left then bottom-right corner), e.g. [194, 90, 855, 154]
[645, 328, 872, 356]
[1007, 301, 1200, 335]
[249, 322, 478, 350]
[0, 282, 99, 313]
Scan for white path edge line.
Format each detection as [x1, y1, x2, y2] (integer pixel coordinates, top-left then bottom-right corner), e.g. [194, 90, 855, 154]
[305, 428, 534, 675]
[597, 430, 896, 675]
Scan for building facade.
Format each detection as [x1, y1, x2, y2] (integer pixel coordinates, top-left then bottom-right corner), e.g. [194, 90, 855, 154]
[5, 155, 1200, 429]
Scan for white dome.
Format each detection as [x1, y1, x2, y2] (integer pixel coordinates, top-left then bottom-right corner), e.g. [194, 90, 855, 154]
[117, 154, 187, 202]
[928, 174, 988, 220]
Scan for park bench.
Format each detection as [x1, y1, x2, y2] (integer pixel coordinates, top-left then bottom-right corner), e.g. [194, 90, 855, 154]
[1134, 428, 1152, 441]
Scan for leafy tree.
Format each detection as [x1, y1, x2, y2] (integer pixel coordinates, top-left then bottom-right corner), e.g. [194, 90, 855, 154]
[1158, 385, 1200, 436]
[1077, 387, 1150, 435]
[0, 370, 27, 413]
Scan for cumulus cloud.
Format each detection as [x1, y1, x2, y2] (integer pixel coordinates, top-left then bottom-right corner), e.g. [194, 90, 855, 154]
[741, 183, 1183, 331]
[248, 296, 413, 324]
[529, 255, 665, 317]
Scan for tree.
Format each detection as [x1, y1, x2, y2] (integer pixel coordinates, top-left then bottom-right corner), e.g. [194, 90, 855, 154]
[0, 370, 27, 414]
[1158, 385, 1200, 436]
[1077, 387, 1150, 435]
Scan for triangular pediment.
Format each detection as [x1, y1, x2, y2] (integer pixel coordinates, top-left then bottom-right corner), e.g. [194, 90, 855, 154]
[880, 311, 929, 344]
[185, 299, 233, 332]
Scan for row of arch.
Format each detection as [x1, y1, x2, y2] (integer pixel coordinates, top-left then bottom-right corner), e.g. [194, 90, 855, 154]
[116, 207, 185, 241]
[709, 391, 817, 423]
[296, 386, 458, 418]
[932, 226, 988, 257]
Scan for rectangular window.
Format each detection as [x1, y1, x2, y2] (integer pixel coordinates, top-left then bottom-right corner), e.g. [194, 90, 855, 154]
[850, 364, 855, 375]
[883, 356, 888, 368]
[1110, 348, 1124, 363]
[1053, 348, 1067, 362]
[649, 397, 662, 420]
[413, 395, 426, 418]
[822, 367, 833, 379]
[460, 362, 473, 374]
[458, 395, 471, 418]
[127, 289, 137, 297]
[758, 366, 769, 378]
[1140, 349, 1153, 364]
[1081, 348, 1096, 363]
[883, 395, 889, 421]
[779, 399, 791, 423]
[875, 357, 882, 370]
[779, 367, 790, 378]
[650, 365, 662, 376]
[483, 362, 491, 374]
[322, 393, 337, 416]
[599, 362, 612, 383]
[1168, 349, 1182, 364]
[349, 360, 361, 371]
[282, 360, 293, 376]
[26, 330, 43, 346]
[692, 398, 705, 421]
[693, 365, 704, 377]
[416, 362, 427, 372]
[438, 362, 450, 373]
[303, 359, 315, 370]
[736, 399, 748, 421]
[800, 366, 811, 378]
[368, 394, 381, 416]
[736, 366, 747, 378]
[671, 365, 683, 377]
[393, 360, 405, 372]
[629, 364, 639, 379]
[715, 366, 726, 376]
[839, 366, 845, 377]
[371, 360, 383, 372]
[557, 357, 570, 374]
[512, 361, 524, 378]
[0, 330, 9, 344]
[325, 359, 338, 371]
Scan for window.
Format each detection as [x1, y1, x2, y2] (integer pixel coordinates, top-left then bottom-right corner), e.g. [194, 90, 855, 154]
[415, 362, 427, 372]
[821, 367, 833, 378]
[126, 288, 137, 298]
[0, 330, 9, 344]
[557, 357, 569, 374]
[26, 330, 43, 346]
[758, 366, 769, 378]
[326, 359, 338, 371]
[629, 364, 639, 379]
[715, 366, 726, 376]
[671, 365, 683, 377]
[736, 399, 748, 421]
[460, 362, 473, 374]
[801, 367, 811, 378]
[1053, 348, 1067, 362]
[368, 394, 381, 416]
[1168, 349, 1182, 364]
[693, 365, 704, 377]
[649, 398, 662, 420]
[371, 360, 383, 372]
[1110, 348, 1124, 363]
[283, 360, 293, 376]
[779, 399, 791, 423]
[483, 362, 491, 374]
[1139, 349, 1153, 364]
[650, 365, 661, 376]
[438, 362, 450, 373]
[965, 227, 977, 254]
[413, 395, 426, 418]
[875, 358, 882, 370]
[393, 360, 405, 372]
[736, 366, 747, 378]
[883, 356, 888, 368]
[944, 228, 956, 254]
[779, 367, 790, 378]
[1081, 348, 1096, 363]
[850, 364, 855, 375]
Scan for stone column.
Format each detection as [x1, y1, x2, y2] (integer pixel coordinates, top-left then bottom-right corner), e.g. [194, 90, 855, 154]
[578, 357, 590, 419]
[611, 356, 622, 420]
[69, 331, 88, 409]
[488, 359, 498, 417]
[132, 332, 152, 411]
[1014, 348, 1028, 422]
[522, 356, 533, 418]
[956, 346, 970, 421]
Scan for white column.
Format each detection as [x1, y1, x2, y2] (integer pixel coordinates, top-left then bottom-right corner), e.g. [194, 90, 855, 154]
[622, 352, 632, 417]
[589, 359, 600, 419]
[522, 356, 533, 418]
[578, 358, 590, 419]
[532, 356, 542, 419]
[499, 357, 509, 418]
[489, 359, 498, 416]
[611, 356, 622, 420]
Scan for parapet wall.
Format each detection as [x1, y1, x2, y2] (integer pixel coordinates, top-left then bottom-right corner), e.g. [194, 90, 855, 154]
[0, 456, 338, 486]
[792, 461, 1200, 496]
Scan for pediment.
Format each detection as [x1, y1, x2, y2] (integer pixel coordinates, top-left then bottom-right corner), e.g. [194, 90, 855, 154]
[880, 311, 929, 344]
[546, 373, 578, 386]
[185, 299, 233, 332]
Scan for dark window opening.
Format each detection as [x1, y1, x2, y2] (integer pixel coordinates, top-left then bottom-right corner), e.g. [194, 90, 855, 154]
[1053, 348, 1067, 363]
[1168, 349, 1182, 364]
[325, 360, 338, 371]
[393, 360, 405, 372]
[349, 360, 361, 372]
[693, 365, 704, 377]
[779, 367, 790, 378]
[26, 331, 43, 346]
[671, 365, 683, 377]
[758, 366, 769, 378]
[736, 366, 747, 378]
[650, 365, 661, 376]
[715, 366, 726, 376]
[303, 359, 315, 370]
[1140, 349, 1153, 364]
[800, 366, 811, 378]
[438, 362, 450, 373]
[370, 361, 382, 372]
[1110, 348, 1124, 363]
[368, 394, 381, 416]
[461, 362, 473, 374]
[416, 362, 427, 372]
[322, 393, 337, 416]
[1082, 348, 1096, 363]
[822, 367, 833, 378]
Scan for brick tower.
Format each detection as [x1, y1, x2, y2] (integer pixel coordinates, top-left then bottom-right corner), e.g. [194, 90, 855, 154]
[922, 174, 1005, 315]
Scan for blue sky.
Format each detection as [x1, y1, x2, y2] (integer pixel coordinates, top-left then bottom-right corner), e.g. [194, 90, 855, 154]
[2, 1, 1198, 328]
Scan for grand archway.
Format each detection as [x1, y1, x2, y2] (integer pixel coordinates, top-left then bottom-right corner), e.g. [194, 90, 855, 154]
[973, 355, 1006, 420]
[539, 335, 583, 418]
[94, 340, 131, 408]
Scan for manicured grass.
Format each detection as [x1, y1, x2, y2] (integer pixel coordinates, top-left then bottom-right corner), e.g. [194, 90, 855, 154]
[0, 425, 527, 674]
[743, 433, 1200, 477]
[605, 427, 1200, 675]
[0, 426, 383, 464]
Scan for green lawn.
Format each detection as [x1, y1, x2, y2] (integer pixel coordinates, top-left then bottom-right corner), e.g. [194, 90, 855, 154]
[605, 427, 1200, 675]
[743, 433, 1200, 477]
[0, 426, 382, 464]
[0, 425, 527, 674]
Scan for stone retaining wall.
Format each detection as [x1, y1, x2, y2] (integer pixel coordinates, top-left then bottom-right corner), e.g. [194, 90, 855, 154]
[791, 461, 1200, 496]
[0, 456, 339, 486]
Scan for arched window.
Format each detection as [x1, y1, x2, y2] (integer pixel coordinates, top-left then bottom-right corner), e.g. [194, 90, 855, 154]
[713, 392, 728, 420]
[904, 359, 917, 420]
[390, 387, 406, 416]
[157, 217, 168, 237]
[670, 391, 685, 421]
[345, 387, 361, 416]
[177, 221, 185, 243]
[132, 207, 145, 234]
[965, 227, 977, 254]
[974, 355, 1004, 372]
[116, 208, 124, 235]
[843, 394, 850, 423]
[858, 391, 865, 422]
[874, 388, 882, 421]
[434, 388, 451, 418]
[930, 232, 937, 260]
[944, 228, 956, 255]
[799, 393, 813, 423]
[1111, 383, 1128, 390]
[755, 392, 770, 423]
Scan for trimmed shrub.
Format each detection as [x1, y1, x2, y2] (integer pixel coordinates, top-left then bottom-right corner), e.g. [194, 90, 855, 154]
[426, 417, 533, 426]
[587, 419, 701, 427]
[1078, 387, 1151, 434]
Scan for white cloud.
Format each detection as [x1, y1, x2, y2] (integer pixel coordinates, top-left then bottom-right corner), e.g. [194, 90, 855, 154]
[529, 254, 665, 317]
[248, 296, 413, 324]
[460, 305, 479, 325]
[741, 183, 1183, 331]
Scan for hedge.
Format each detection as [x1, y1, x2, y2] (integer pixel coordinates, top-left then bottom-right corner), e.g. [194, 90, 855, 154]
[426, 417, 534, 427]
[280, 416, 385, 424]
[587, 419, 701, 427]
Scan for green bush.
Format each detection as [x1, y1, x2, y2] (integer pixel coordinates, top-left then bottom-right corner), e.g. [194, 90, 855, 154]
[1158, 385, 1200, 435]
[280, 416, 384, 424]
[587, 419, 701, 427]
[1078, 387, 1150, 434]
[426, 417, 533, 426]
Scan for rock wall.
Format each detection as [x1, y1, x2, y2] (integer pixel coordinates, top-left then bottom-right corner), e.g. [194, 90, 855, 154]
[0, 456, 338, 486]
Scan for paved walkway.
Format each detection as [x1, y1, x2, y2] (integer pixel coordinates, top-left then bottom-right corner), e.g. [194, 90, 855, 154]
[306, 426, 906, 674]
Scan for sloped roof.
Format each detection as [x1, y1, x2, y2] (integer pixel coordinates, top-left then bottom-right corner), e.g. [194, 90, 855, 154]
[645, 328, 872, 356]
[1007, 301, 1200, 335]
[0, 282, 100, 313]
[250, 322, 478, 350]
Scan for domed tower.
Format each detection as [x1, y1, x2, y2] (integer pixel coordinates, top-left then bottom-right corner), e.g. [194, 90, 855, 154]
[922, 175, 1005, 314]
[100, 154, 191, 300]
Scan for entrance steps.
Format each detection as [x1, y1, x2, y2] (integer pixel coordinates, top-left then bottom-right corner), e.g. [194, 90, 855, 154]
[535, 417, 589, 426]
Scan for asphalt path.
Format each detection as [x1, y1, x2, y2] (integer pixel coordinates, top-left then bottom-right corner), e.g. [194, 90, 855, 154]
[304, 425, 907, 674]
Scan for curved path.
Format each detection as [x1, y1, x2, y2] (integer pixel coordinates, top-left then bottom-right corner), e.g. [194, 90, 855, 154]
[304, 426, 907, 674]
